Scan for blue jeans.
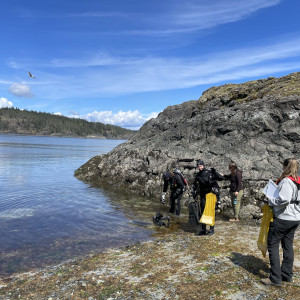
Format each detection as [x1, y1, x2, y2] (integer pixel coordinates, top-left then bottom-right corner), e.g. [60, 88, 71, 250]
[267, 218, 299, 283]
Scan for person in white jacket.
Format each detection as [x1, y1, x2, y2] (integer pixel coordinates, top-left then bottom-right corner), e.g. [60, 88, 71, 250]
[261, 158, 300, 287]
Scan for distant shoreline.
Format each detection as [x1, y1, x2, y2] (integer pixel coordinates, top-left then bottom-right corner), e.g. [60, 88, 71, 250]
[0, 107, 135, 140]
[0, 132, 128, 140]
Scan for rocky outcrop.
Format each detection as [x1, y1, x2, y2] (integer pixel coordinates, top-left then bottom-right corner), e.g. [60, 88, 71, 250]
[75, 72, 300, 219]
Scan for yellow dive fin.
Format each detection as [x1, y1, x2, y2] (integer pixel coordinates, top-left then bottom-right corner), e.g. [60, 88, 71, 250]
[257, 204, 273, 257]
[200, 193, 217, 226]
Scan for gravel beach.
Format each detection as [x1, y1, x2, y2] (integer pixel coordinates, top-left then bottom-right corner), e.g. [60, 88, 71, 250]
[1, 218, 299, 300]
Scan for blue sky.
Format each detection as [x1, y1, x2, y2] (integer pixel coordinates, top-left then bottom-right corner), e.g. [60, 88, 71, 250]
[0, 0, 300, 129]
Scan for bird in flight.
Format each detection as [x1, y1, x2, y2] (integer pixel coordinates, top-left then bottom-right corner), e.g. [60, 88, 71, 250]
[28, 71, 36, 79]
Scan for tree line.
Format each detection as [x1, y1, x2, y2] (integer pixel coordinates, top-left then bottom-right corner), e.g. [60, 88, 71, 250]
[0, 108, 135, 139]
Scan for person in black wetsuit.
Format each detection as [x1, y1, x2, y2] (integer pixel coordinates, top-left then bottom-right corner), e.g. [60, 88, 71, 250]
[191, 160, 223, 235]
[161, 168, 185, 215]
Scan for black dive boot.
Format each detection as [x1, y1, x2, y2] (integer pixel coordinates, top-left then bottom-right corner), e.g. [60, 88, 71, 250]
[207, 226, 214, 235]
[197, 224, 207, 236]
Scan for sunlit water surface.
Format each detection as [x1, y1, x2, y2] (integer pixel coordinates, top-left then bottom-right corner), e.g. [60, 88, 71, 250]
[0, 135, 181, 276]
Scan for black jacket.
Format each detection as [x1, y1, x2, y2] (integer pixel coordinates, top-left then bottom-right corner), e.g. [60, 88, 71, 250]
[163, 172, 185, 193]
[224, 169, 243, 192]
[193, 168, 223, 197]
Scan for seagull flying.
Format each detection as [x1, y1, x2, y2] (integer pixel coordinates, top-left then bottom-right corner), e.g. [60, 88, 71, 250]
[28, 71, 36, 79]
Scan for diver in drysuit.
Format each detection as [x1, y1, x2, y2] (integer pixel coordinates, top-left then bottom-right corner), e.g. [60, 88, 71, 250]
[161, 168, 185, 215]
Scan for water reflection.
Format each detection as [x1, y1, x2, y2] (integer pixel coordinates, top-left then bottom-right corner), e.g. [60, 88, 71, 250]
[0, 135, 187, 277]
[0, 187, 188, 276]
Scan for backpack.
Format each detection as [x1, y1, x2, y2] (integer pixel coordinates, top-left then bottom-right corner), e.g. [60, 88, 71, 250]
[288, 176, 300, 204]
[173, 168, 188, 192]
[180, 174, 188, 191]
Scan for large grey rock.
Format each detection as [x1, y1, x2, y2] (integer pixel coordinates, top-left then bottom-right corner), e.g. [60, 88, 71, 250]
[75, 72, 300, 218]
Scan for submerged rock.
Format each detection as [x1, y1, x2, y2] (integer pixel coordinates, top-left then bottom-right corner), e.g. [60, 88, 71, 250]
[75, 72, 300, 218]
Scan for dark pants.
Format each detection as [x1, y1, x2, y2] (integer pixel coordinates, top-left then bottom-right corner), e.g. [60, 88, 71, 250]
[199, 194, 214, 232]
[169, 190, 183, 215]
[268, 218, 300, 283]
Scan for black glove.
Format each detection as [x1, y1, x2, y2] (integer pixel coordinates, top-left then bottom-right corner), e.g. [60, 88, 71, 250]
[211, 187, 220, 195]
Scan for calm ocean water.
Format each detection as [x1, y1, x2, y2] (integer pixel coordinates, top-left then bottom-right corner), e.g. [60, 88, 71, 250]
[0, 135, 176, 276]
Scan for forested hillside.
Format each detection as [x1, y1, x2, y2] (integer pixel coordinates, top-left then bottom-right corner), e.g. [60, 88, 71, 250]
[0, 108, 135, 139]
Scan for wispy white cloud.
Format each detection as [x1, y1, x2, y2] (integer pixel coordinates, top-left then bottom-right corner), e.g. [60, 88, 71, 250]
[0, 79, 12, 85]
[68, 12, 127, 18]
[50, 53, 123, 68]
[115, 0, 282, 35]
[0, 97, 13, 108]
[9, 34, 297, 105]
[18, 1, 281, 37]
[67, 37, 300, 93]
[9, 82, 34, 98]
[7, 60, 21, 69]
[171, 0, 281, 26]
[9, 33, 300, 102]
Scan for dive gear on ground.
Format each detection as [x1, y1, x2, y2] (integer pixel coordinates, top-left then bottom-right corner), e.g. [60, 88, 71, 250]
[152, 213, 170, 227]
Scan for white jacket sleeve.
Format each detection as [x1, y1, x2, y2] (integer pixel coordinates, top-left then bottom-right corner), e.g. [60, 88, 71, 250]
[268, 178, 293, 209]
